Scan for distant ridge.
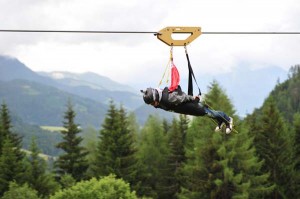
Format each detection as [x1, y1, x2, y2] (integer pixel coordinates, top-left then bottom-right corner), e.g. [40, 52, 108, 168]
[39, 71, 137, 93]
[0, 55, 143, 110]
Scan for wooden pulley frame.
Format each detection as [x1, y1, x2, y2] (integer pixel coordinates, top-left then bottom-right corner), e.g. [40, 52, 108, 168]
[157, 26, 201, 46]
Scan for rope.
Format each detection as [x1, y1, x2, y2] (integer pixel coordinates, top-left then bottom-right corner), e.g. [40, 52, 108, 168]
[158, 47, 173, 87]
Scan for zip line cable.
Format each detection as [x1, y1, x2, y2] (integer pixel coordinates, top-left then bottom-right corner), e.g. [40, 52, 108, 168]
[0, 29, 158, 34]
[203, 31, 300, 34]
[1, 29, 300, 35]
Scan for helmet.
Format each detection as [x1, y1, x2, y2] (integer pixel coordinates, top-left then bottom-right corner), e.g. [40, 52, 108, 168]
[142, 88, 155, 104]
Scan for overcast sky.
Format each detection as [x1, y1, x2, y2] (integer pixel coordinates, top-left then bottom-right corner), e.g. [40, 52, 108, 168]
[0, 0, 299, 89]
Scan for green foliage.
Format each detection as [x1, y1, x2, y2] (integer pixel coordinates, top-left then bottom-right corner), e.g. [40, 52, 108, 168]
[59, 174, 76, 189]
[0, 138, 25, 195]
[9, 112, 63, 156]
[160, 115, 188, 198]
[180, 81, 273, 199]
[55, 101, 88, 181]
[248, 96, 296, 198]
[294, 113, 300, 171]
[135, 115, 170, 198]
[81, 126, 99, 177]
[0, 103, 23, 159]
[0, 103, 27, 196]
[1, 182, 40, 199]
[270, 65, 300, 122]
[25, 137, 60, 197]
[50, 175, 137, 199]
[293, 113, 300, 196]
[93, 102, 138, 186]
[1, 66, 300, 199]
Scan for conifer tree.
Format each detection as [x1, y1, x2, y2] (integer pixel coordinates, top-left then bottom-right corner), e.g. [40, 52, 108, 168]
[252, 97, 296, 198]
[55, 101, 88, 181]
[0, 102, 23, 159]
[161, 115, 189, 199]
[25, 137, 60, 198]
[93, 102, 137, 185]
[180, 81, 273, 198]
[117, 106, 138, 184]
[135, 115, 170, 199]
[0, 138, 24, 195]
[93, 101, 119, 176]
[0, 103, 26, 196]
[293, 113, 300, 196]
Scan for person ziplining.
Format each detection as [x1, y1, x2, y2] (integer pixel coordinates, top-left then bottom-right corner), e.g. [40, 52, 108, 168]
[141, 27, 233, 134]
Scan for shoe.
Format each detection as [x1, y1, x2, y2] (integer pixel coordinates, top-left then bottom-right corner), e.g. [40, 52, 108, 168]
[225, 117, 233, 134]
[215, 122, 224, 132]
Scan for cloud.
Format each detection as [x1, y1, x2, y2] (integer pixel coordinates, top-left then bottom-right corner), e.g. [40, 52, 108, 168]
[0, 0, 299, 89]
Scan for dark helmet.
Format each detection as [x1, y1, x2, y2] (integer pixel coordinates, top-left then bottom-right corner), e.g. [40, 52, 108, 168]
[141, 87, 155, 104]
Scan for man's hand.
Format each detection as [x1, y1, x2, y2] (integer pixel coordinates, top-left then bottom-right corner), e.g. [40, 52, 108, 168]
[194, 95, 200, 102]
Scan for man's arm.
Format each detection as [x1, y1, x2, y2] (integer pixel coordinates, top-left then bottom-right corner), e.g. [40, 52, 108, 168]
[168, 91, 194, 105]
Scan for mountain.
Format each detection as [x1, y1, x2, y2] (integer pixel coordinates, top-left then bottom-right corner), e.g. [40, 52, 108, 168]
[0, 79, 107, 127]
[10, 112, 63, 156]
[39, 71, 142, 110]
[0, 55, 54, 84]
[0, 55, 171, 127]
[39, 71, 136, 93]
[0, 55, 142, 110]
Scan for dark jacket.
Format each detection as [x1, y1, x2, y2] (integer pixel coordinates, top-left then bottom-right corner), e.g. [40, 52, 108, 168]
[156, 86, 206, 116]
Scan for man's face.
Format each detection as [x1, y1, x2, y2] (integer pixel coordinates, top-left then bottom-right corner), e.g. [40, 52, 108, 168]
[151, 101, 159, 107]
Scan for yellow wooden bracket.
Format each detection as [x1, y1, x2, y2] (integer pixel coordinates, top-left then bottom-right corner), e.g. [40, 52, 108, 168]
[157, 26, 201, 46]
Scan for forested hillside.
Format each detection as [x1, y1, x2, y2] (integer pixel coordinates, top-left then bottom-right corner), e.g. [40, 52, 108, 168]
[0, 79, 107, 127]
[269, 65, 300, 122]
[0, 66, 299, 198]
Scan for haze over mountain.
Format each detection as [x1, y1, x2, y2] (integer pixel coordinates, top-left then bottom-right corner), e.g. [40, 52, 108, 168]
[0, 54, 289, 127]
[176, 64, 288, 116]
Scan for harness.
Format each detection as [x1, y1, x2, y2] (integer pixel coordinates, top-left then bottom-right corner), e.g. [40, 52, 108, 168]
[156, 86, 206, 116]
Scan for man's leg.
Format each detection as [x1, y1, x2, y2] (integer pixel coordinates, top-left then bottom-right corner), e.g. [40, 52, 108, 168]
[204, 107, 233, 133]
[205, 107, 230, 124]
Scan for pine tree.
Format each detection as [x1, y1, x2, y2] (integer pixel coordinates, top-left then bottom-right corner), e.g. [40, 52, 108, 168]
[135, 115, 170, 199]
[0, 102, 23, 159]
[293, 113, 300, 196]
[0, 103, 26, 196]
[93, 102, 137, 185]
[252, 96, 295, 198]
[55, 101, 88, 181]
[117, 106, 138, 184]
[180, 81, 273, 198]
[0, 138, 24, 195]
[161, 115, 189, 199]
[25, 137, 60, 198]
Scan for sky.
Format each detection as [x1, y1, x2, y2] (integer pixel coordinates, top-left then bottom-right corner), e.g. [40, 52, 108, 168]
[0, 0, 299, 102]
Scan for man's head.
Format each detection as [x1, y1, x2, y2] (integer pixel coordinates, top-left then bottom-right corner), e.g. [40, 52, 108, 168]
[141, 87, 156, 105]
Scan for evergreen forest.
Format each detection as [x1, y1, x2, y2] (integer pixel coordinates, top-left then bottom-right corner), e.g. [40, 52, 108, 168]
[0, 65, 299, 199]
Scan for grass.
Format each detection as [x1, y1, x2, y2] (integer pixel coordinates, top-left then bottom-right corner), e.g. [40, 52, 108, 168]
[40, 126, 66, 132]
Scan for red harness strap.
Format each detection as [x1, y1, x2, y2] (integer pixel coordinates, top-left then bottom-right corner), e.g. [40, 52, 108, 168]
[168, 63, 180, 92]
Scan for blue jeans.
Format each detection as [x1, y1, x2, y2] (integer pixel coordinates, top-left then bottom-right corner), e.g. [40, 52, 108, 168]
[204, 107, 230, 126]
